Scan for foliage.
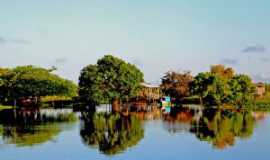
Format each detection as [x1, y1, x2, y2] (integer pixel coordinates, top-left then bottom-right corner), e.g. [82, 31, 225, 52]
[190, 65, 255, 106]
[161, 71, 193, 99]
[228, 75, 255, 105]
[190, 72, 231, 105]
[40, 96, 73, 103]
[79, 55, 144, 105]
[210, 64, 234, 79]
[0, 66, 77, 103]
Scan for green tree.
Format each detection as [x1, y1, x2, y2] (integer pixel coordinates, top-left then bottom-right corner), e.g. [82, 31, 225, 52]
[0, 65, 77, 105]
[190, 72, 231, 105]
[79, 55, 144, 110]
[228, 75, 255, 106]
[0, 68, 16, 104]
[190, 65, 255, 106]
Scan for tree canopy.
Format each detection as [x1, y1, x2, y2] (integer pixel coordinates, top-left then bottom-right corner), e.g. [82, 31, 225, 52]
[79, 55, 144, 105]
[190, 65, 255, 106]
[161, 71, 193, 99]
[0, 66, 77, 103]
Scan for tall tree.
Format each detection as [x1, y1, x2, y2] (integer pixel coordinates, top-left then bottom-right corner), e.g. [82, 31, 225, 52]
[190, 65, 255, 106]
[79, 55, 144, 111]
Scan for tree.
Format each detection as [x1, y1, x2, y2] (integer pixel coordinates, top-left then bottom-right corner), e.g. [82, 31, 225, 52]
[211, 65, 234, 79]
[190, 65, 255, 106]
[0, 68, 16, 104]
[161, 71, 193, 99]
[190, 72, 231, 105]
[79, 55, 144, 110]
[0, 68, 9, 86]
[228, 75, 255, 105]
[0, 65, 77, 105]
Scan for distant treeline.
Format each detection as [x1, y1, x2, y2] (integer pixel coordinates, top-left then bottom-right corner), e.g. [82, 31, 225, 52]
[0, 55, 266, 108]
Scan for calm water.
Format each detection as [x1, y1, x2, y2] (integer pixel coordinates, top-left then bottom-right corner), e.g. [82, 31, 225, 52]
[0, 107, 270, 160]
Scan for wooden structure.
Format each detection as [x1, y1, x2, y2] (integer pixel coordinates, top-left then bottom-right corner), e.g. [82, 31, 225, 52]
[137, 83, 162, 101]
[256, 82, 266, 98]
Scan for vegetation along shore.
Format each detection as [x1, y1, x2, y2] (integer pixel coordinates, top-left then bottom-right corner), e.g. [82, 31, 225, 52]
[0, 55, 269, 110]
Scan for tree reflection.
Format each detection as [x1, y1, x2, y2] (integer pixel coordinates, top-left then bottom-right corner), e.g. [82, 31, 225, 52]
[0, 109, 77, 147]
[190, 109, 255, 149]
[80, 112, 144, 155]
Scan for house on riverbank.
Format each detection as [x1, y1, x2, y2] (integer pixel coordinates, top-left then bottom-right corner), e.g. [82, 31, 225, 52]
[137, 83, 162, 101]
[256, 82, 266, 98]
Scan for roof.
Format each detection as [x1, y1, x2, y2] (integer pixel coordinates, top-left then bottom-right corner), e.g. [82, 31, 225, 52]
[257, 82, 265, 87]
[140, 82, 160, 88]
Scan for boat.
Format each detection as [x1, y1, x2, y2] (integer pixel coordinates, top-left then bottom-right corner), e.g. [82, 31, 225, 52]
[160, 96, 172, 113]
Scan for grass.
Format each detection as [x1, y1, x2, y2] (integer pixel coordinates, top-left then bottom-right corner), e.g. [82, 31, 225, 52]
[40, 95, 73, 103]
[251, 93, 270, 111]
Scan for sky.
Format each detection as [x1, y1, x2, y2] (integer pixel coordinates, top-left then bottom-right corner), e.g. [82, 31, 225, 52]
[0, 0, 270, 84]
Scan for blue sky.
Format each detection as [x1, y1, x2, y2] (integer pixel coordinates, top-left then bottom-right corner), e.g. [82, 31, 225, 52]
[0, 0, 270, 84]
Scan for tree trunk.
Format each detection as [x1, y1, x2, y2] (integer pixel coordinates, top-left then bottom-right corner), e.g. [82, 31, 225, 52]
[112, 98, 121, 113]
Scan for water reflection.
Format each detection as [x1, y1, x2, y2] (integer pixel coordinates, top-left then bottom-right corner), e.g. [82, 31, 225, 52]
[0, 109, 77, 147]
[161, 107, 263, 149]
[80, 112, 144, 155]
[80, 104, 268, 154]
[0, 105, 268, 158]
[190, 109, 255, 149]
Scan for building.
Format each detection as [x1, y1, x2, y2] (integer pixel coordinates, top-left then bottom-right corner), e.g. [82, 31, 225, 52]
[137, 83, 162, 100]
[256, 82, 266, 98]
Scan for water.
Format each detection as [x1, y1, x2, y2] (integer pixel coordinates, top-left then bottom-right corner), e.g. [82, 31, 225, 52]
[0, 107, 269, 160]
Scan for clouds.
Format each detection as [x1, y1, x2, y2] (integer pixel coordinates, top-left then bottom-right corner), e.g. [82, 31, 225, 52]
[0, 36, 30, 45]
[220, 58, 238, 65]
[242, 45, 266, 53]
